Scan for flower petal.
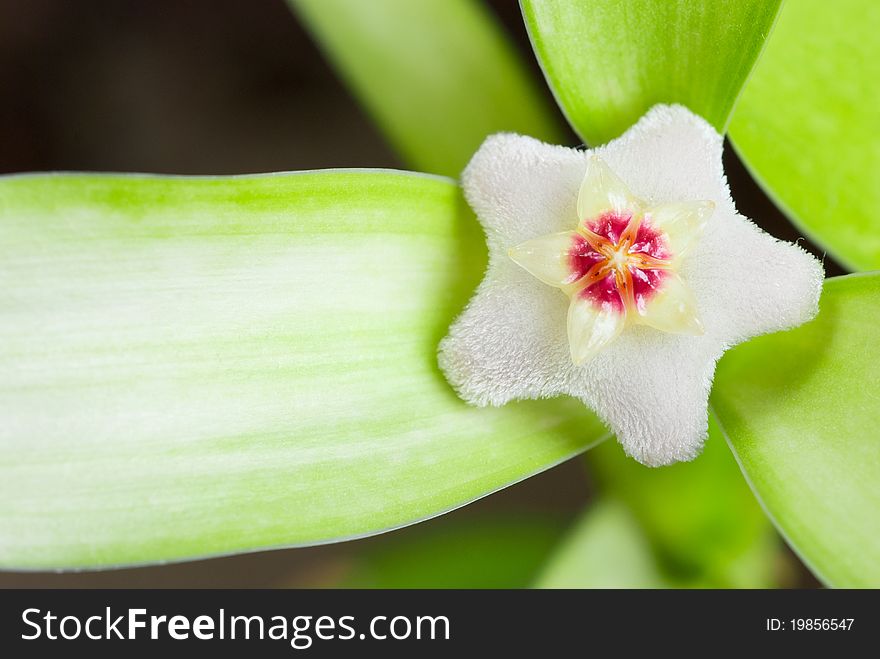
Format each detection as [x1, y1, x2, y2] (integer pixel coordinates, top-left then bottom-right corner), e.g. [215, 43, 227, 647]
[596, 105, 726, 207]
[508, 231, 587, 287]
[577, 155, 640, 224]
[637, 271, 704, 335]
[461, 133, 584, 245]
[570, 330, 722, 466]
[439, 260, 572, 406]
[684, 212, 824, 343]
[567, 296, 626, 366]
[645, 201, 714, 258]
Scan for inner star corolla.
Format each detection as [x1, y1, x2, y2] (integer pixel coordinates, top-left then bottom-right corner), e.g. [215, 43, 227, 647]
[508, 156, 714, 364]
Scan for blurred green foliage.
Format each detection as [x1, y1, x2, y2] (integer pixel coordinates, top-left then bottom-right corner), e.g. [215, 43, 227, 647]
[588, 419, 779, 588]
[337, 516, 568, 588]
[534, 499, 669, 589]
[521, 0, 782, 144]
[714, 274, 880, 587]
[731, 0, 880, 270]
[289, 0, 565, 176]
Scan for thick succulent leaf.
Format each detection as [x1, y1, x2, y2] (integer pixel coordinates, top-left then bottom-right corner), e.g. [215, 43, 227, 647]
[332, 515, 567, 588]
[288, 0, 564, 176]
[534, 499, 668, 589]
[713, 274, 880, 587]
[587, 416, 778, 588]
[0, 171, 608, 569]
[521, 0, 782, 144]
[730, 0, 880, 270]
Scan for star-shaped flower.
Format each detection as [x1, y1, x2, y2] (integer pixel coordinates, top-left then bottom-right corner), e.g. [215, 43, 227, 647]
[509, 156, 712, 365]
[439, 105, 823, 466]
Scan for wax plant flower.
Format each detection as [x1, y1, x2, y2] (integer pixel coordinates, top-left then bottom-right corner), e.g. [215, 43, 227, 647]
[440, 106, 822, 466]
[0, 0, 878, 589]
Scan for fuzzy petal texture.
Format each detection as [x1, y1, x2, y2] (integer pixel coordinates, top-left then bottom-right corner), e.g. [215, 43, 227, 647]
[439, 105, 823, 466]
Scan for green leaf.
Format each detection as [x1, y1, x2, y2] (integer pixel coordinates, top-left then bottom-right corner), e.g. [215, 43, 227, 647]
[0, 170, 608, 569]
[334, 515, 567, 588]
[521, 0, 782, 144]
[534, 499, 668, 588]
[730, 0, 880, 271]
[587, 417, 779, 588]
[712, 274, 880, 587]
[288, 0, 565, 176]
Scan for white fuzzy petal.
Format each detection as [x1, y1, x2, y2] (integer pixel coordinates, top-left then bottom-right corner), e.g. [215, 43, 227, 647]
[438, 260, 571, 406]
[595, 104, 727, 206]
[442, 104, 823, 466]
[567, 329, 720, 465]
[461, 133, 584, 248]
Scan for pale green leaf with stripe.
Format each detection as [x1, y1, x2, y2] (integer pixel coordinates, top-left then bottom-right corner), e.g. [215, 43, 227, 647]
[288, 0, 565, 176]
[730, 0, 880, 270]
[0, 170, 607, 569]
[521, 0, 782, 144]
[713, 274, 880, 587]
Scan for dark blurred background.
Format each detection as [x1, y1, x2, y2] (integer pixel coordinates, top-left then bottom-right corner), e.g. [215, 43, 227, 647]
[0, 0, 835, 587]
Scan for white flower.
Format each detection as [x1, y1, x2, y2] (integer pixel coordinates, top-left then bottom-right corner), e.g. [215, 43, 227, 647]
[439, 105, 823, 466]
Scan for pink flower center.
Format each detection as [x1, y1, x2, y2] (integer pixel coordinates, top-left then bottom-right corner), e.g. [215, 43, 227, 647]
[567, 211, 672, 314]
